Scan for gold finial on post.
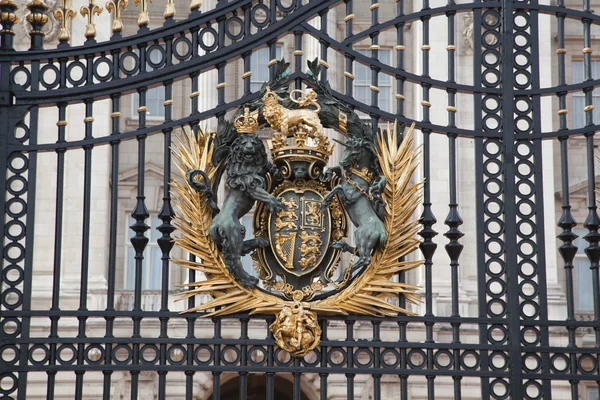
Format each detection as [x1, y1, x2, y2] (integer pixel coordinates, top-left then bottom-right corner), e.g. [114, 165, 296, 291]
[105, 0, 127, 33]
[54, 0, 76, 42]
[132, 0, 151, 27]
[189, 0, 201, 11]
[164, 0, 175, 19]
[80, 0, 102, 39]
[26, 0, 49, 36]
[0, 0, 20, 40]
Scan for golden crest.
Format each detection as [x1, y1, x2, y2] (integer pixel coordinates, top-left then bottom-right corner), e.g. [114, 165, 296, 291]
[270, 302, 321, 357]
[172, 83, 423, 357]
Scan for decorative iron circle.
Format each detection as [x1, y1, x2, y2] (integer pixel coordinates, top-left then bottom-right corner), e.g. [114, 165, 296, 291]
[354, 348, 374, 368]
[120, 51, 140, 75]
[6, 175, 27, 197]
[40, 63, 60, 89]
[577, 354, 598, 374]
[112, 344, 133, 365]
[28, 344, 50, 365]
[490, 378, 510, 399]
[66, 60, 87, 86]
[407, 349, 426, 369]
[381, 349, 400, 368]
[301, 350, 320, 367]
[147, 45, 166, 69]
[327, 348, 347, 367]
[248, 346, 267, 366]
[0, 344, 19, 365]
[521, 327, 541, 346]
[173, 36, 192, 61]
[549, 353, 569, 373]
[93, 56, 113, 82]
[433, 350, 453, 370]
[199, 27, 218, 52]
[460, 350, 480, 370]
[225, 16, 245, 41]
[3, 243, 25, 264]
[0, 372, 17, 395]
[140, 344, 159, 365]
[277, 0, 296, 12]
[0, 318, 21, 337]
[194, 345, 214, 365]
[274, 348, 293, 366]
[221, 346, 241, 366]
[522, 353, 542, 373]
[8, 154, 28, 175]
[6, 198, 26, 219]
[251, 4, 270, 28]
[84, 344, 105, 365]
[10, 65, 31, 89]
[14, 122, 30, 143]
[488, 325, 508, 345]
[167, 345, 186, 365]
[57, 344, 77, 365]
[4, 220, 26, 242]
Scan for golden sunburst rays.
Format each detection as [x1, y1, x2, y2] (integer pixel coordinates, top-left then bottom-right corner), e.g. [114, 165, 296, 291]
[314, 122, 423, 317]
[171, 122, 423, 319]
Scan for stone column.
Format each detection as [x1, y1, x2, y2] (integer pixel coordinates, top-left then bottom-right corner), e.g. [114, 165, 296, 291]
[538, 1, 565, 319]
[197, 0, 218, 133]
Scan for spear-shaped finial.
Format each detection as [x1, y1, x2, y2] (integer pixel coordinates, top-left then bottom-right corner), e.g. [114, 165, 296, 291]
[80, 0, 103, 39]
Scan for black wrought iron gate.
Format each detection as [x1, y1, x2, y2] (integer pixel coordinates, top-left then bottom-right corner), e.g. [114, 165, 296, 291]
[1, 0, 599, 399]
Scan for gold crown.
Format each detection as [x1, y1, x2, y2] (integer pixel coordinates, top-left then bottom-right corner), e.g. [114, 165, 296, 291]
[267, 126, 334, 167]
[234, 107, 259, 133]
[349, 165, 376, 185]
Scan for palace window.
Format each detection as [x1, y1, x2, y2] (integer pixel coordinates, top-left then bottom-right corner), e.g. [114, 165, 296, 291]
[354, 49, 393, 115]
[132, 49, 166, 119]
[588, 388, 599, 400]
[573, 227, 599, 314]
[250, 46, 283, 92]
[572, 60, 600, 128]
[124, 215, 164, 310]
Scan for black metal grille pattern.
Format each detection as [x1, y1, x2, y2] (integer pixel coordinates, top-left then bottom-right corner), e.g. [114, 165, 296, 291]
[1, 0, 600, 399]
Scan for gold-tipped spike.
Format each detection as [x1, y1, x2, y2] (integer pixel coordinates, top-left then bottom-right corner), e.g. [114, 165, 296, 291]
[80, 0, 103, 39]
[105, 0, 127, 33]
[163, 0, 175, 18]
[132, 0, 151, 27]
[189, 0, 201, 11]
[53, 0, 76, 42]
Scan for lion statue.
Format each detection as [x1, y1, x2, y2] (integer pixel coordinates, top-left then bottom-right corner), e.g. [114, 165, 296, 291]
[262, 86, 324, 136]
[187, 134, 284, 288]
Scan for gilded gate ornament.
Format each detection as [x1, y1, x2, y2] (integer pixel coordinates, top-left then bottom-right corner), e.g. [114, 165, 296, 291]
[173, 59, 423, 357]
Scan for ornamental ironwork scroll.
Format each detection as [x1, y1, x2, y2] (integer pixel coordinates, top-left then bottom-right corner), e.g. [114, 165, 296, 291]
[173, 59, 423, 356]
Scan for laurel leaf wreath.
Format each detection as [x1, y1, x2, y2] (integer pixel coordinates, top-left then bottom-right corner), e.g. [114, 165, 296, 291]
[172, 123, 423, 318]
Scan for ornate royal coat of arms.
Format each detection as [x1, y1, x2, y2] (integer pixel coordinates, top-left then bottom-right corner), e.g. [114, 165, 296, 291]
[172, 59, 422, 356]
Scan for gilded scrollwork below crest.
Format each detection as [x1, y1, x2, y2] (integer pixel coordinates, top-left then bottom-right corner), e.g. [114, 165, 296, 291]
[173, 59, 423, 357]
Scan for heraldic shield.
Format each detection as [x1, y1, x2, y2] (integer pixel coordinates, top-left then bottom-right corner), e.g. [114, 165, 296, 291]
[269, 188, 330, 277]
[174, 59, 423, 357]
